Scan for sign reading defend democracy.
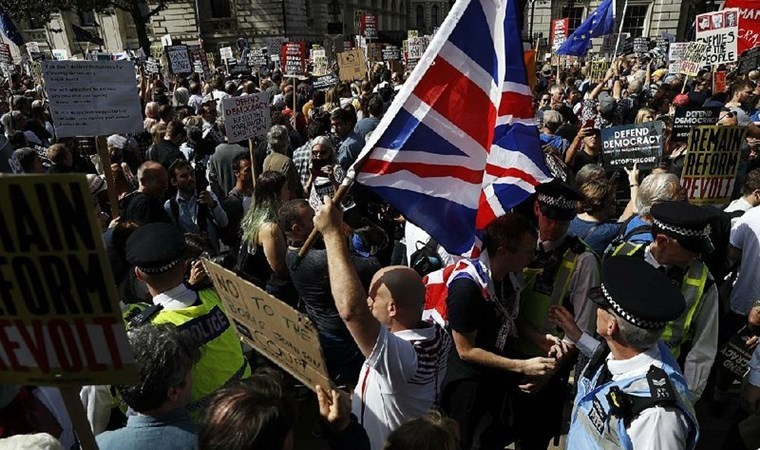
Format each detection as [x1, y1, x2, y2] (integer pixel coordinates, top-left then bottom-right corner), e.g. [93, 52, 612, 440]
[203, 260, 331, 391]
[0, 175, 136, 386]
[673, 106, 721, 141]
[681, 126, 746, 206]
[222, 93, 271, 142]
[696, 9, 740, 65]
[43, 61, 143, 138]
[165, 44, 192, 74]
[601, 121, 663, 171]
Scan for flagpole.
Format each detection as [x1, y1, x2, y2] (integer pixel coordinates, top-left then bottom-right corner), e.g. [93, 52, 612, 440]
[612, 0, 628, 61]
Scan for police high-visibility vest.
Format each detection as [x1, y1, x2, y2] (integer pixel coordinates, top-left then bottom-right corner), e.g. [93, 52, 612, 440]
[612, 243, 709, 358]
[512, 244, 582, 357]
[122, 289, 251, 413]
[566, 341, 699, 450]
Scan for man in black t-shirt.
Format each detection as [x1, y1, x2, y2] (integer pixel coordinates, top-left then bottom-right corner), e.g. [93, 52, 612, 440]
[120, 161, 172, 225]
[440, 214, 560, 450]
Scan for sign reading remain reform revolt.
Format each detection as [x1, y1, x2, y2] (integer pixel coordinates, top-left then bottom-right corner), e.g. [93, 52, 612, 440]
[0, 175, 136, 386]
[204, 260, 331, 391]
[681, 126, 746, 206]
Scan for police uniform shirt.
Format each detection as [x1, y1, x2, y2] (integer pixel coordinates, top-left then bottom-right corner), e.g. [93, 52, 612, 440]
[603, 344, 690, 450]
[153, 283, 199, 310]
[643, 245, 719, 402]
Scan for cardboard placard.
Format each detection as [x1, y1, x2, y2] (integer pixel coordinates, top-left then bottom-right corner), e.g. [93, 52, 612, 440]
[716, 326, 754, 382]
[673, 106, 722, 141]
[680, 126, 746, 206]
[338, 49, 367, 81]
[601, 121, 664, 171]
[0, 175, 137, 386]
[203, 260, 331, 391]
[408, 36, 430, 59]
[408, 30, 419, 39]
[550, 18, 569, 52]
[739, 47, 760, 74]
[696, 9, 740, 65]
[589, 59, 609, 83]
[165, 44, 191, 74]
[362, 14, 378, 39]
[282, 41, 306, 76]
[312, 73, 339, 90]
[382, 45, 401, 61]
[222, 93, 271, 141]
[679, 41, 709, 76]
[43, 61, 143, 138]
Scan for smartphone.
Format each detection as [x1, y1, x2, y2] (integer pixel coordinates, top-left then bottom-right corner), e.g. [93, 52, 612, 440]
[583, 118, 595, 129]
[311, 158, 330, 177]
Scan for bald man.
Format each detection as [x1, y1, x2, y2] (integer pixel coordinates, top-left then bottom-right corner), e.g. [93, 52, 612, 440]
[120, 161, 172, 225]
[314, 196, 452, 450]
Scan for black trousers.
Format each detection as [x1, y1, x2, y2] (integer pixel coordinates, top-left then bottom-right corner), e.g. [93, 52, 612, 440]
[442, 377, 511, 450]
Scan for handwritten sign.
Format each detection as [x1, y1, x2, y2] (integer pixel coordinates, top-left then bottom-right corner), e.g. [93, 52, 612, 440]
[312, 48, 328, 76]
[589, 59, 610, 83]
[679, 41, 709, 76]
[601, 121, 664, 171]
[696, 9, 740, 65]
[282, 42, 306, 76]
[249, 47, 268, 67]
[681, 126, 746, 206]
[362, 14, 378, 39]
[408, 36, 430, 59]
[739, 47, 760, 74]
[382, 45, 401, 61]
[222, 93, 271, 141]
[0, 175, 137, 386]
[219, 46, 234, 62]
[338, 49, 367, 81]
[165, 44, 191, 74]
[204, 260, 331, 391]
[42, 61, 143, 138]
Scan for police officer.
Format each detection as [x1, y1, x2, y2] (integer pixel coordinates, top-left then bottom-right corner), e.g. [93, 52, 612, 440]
[510, 179, 601, 450]
[125, 223, 251, 414]
[611, 201, 718, 401]
[567, 256, 699, 450]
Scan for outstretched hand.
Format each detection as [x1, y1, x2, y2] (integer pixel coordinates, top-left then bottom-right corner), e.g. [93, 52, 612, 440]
[313, 195, 343, 237]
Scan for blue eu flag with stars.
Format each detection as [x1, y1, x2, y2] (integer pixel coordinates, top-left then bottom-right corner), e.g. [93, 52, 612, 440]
[556, 0, 615, 56]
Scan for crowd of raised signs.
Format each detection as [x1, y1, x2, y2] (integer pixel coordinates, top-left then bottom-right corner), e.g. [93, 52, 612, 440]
[4, 42, 760, 450]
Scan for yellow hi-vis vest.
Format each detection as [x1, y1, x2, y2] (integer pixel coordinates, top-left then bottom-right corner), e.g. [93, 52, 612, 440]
[612, 242, 709, 358]
[122, 289, 251, 413]
[512, 245, 582, 357]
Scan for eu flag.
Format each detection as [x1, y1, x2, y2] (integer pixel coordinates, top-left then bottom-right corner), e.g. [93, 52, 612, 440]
[0, 6, 24, 48]
[556, 0, 615, 56]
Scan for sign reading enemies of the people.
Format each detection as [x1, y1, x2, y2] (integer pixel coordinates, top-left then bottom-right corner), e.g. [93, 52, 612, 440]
[601, 121, 664, 171]
[681, 125, 747, 206]
[0, 175, 137, 386]
[203, 260, 332, 391]
[696, 8, 740, 65]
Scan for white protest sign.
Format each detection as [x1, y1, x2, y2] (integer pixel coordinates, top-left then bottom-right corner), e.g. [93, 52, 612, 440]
[165, 45, 191, 74]
[43, 61, 143, 138]
[26, 42, 40, 55]
[161, 34, 173, 47]
[222, 93, 271, 142]
[51, 49, 69, 61]
[204, 260, 332, 391]
[220, 46, 234, 62]
[408, 36, 430, 59]
[668, 42, 690, 62]
[679, 41, 709, 77]
[696, 9, 739, 65]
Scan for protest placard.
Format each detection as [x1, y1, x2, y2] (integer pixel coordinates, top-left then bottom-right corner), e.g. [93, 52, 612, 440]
[362, 14, 378, 39]
[681, 125, 746, 206]
[228, 63, 251, 77]
[161, 34, 173, 47]
[601, 33, 628, 58]
[696, 9, 740, 65]
[323, 35, 343, 66]
[145, 58, 160, 74]
[249, 47, 268, 67]
[716, 326, 754, 382]
[52, 49, 69, 61]
[222, 93, 270, 142]
[679, 41, 709, 76]
[26, 42, 40, 55]
[203, 260, 331, 391]
[408, 30, 419, 39]
[714, 70, 727, 93]
[672, 106, 722, 141]
[165, 44, 191, 74]
[282, 42, 306, 76]
[312, 73, 339, 90]
[266, 37, 288, 59]
[338, 49, 367, 81]
[382, 45, 401, 61]
[188, 44, 210, 76]
[633, 37, 650, 54]
[312, 48, 328, 75]
[219, 46, 234, 62]
[725, 0, 758, 54]
[739, 47, 760, 74]
[0, 43, 12, 65]
[0, 175, 137, 386]
[43, 61, 143, 138]
[408, 36, 430, 59]
[601, 121, 664, 171]
[366, 43, 383, 62]
[668, 42, 690, 62]
[550, 18, 569, 52]
[589, 59, 609, 83]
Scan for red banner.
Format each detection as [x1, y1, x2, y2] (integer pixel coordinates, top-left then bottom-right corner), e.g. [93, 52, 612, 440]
[550, 18, 569, 52]
[725, 0, 760, 55]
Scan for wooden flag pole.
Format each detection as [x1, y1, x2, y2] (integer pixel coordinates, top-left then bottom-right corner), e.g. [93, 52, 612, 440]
[60, 386, 99, 450]
[96, 136, 120, 220]
[249, 138, 257, 189]
[612, 0, 629, 62]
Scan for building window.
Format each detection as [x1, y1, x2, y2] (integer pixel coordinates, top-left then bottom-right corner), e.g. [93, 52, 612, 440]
[79, 10, 98, 27]
[416, 5, 424, 29]
[210, 0, 232, 18]
[431, 5, 439, 27]
[27, 13, 45, 29]
[391, 0, 396, 11]
[565, 5, 585, 34]
[621, 3, 650, 38]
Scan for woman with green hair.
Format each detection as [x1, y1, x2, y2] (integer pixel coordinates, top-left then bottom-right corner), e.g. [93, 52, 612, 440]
[237, 170, 294, 303]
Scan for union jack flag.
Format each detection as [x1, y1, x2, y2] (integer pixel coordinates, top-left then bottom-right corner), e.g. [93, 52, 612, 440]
[348, 0, 551, 255]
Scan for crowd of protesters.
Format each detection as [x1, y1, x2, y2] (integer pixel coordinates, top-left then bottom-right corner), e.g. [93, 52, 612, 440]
[3, 44, 760, 450]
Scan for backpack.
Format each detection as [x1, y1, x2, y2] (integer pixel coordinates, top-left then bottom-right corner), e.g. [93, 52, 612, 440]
[410, 238, 444, 276]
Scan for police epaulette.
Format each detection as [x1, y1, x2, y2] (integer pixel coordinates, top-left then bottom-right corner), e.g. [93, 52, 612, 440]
[607, 365, 678, 426]
[129, 304, 164, 327]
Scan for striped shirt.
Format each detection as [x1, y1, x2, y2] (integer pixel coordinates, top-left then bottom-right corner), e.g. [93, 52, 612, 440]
[353, 323, 451, 450]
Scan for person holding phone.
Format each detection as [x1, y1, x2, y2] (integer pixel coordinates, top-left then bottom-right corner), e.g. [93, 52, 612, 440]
[565, 118, 602, 173]
[306, 136, 345, 212]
